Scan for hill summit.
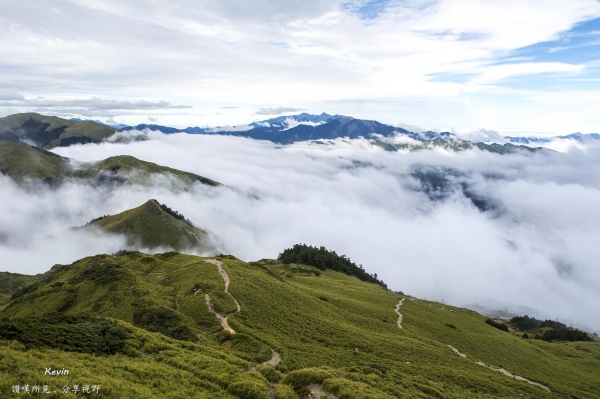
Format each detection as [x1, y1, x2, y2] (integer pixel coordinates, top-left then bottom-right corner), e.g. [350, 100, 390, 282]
[80, 199, 217, 253]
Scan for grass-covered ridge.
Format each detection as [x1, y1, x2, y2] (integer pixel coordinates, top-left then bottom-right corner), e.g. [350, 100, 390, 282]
[0, 141, 220, 189]
[1, 252, 599, 398]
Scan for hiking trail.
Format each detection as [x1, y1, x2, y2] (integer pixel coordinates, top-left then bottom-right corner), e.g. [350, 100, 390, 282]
[394, 298, 406, 328]
[204, 258, 240, 334]
[262, 348, 282, 367]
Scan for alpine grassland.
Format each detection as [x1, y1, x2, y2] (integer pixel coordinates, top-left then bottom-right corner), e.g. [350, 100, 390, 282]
[1, 252, 599, 398]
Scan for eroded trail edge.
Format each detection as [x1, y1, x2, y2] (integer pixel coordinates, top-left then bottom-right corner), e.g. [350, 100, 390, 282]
[394, 298, 406, 329]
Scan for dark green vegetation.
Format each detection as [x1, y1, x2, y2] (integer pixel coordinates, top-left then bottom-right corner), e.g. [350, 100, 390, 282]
[1, 252, 599, 398]
[0, 314, 128, 355]
[539, 329, 592, 342]
[0, 113, 116, 149]
[0, 272, 42, 309]
[0, 141, 219, 188]
[80, 199, 216, 253]
[278, 244, 387, 287]
[485, 318, 509, 332]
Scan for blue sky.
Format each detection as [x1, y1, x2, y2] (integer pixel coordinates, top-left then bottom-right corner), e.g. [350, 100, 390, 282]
[1, 0, 600, 135]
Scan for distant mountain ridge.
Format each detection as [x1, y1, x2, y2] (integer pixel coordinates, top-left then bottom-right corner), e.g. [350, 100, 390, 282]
[4, 112, 599, 154]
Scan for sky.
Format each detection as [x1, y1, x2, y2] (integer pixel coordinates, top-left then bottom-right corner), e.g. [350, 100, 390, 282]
[2, 0, 600, 135]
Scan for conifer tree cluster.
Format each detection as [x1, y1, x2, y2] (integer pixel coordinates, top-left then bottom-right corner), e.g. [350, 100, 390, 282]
[278, 244, 387, 288]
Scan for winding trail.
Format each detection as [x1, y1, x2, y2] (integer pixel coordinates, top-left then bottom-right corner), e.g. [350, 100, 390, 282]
[262, 348, 282, 367]
[445, 341, 550, 392]
[206, 259, 241, 312]
[475, 362, 551, 392]
[394, 300, 549, 393]
[394, 298, 406, 329]
[205, 293, 236, 334]
[447, 345, 467, 358]
[205, 258, 282, 365]
[204, 259, 240, 334]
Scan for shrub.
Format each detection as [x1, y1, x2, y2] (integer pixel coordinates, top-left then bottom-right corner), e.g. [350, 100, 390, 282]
[273, 384, 299, 399]
[540, 320, 567, 330]
[257, 365, 281, 383]
[485, 319, 508, 332]
[539, 329, 592, 342]
[227, 374, 269, 399]
[510, 315, 541, 332]
[133, 306, 196, 341]
[281, 367, 334, 389]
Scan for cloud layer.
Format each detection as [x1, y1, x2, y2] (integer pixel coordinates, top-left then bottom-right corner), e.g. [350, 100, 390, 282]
[1, 132, 598, 332]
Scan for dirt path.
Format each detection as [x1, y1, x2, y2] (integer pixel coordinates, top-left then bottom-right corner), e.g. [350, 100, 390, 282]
[206, 259, 241, 312]
[205, 259, 282, 365]
[475, 362, 551, 392]
[205, 293, 236, 334]
[394, 298, 406, 329]
[448, 345, 467, 358]
[262, 348, 282, 367]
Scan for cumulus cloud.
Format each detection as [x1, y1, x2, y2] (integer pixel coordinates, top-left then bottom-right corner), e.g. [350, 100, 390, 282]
[0, 132, 584, 331]
[458, 128, 507, 143]
[0, 97, 191, 117]
[2, 1, 600, 129]
[255, 107, 305, 116]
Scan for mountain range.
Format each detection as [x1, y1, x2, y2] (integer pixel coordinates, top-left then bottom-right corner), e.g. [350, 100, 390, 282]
[0, 112, 590, 153]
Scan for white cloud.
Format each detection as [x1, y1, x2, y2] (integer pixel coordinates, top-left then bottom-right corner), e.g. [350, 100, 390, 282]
[255, 107, 305, 116]
[0, 132, 584, 332]
[1, 1, 599, 130]
[458, 128, 507, 143]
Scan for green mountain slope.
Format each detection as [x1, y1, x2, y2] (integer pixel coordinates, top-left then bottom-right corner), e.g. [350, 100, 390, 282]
[0, 141, 70, 183]
[0, 141, 220, 188]
[79, 199, 217, 253]
[2, 252, 598, 398]
[0, 113, 117, 149]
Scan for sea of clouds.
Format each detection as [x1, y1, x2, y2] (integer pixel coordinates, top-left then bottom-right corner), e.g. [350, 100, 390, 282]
[1, 131, 599, 332]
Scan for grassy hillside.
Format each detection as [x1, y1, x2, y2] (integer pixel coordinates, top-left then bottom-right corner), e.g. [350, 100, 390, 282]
[1, 252, 599, 398]
[0, 113, 116, 149]
[80, 199, 217, 253]
[0, 141, 70, 183]
[0, 141, 220, 189]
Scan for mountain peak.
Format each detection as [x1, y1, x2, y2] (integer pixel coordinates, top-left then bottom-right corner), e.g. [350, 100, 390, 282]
[84, 200, 217, 253]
